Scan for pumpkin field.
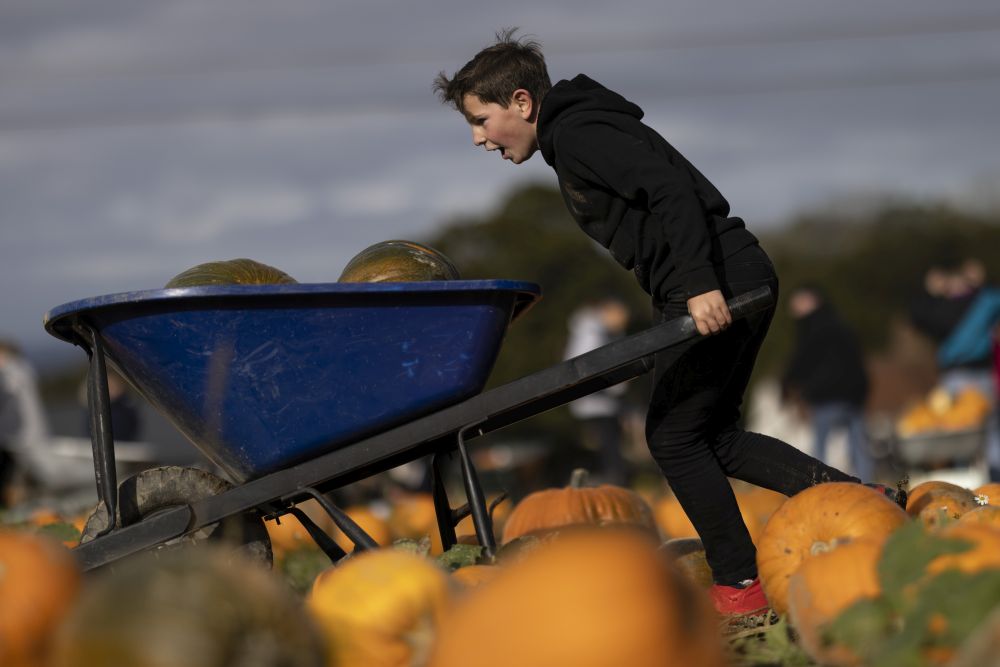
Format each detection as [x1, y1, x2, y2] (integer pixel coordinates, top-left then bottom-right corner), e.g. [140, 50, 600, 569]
[2, 473, 999, 667]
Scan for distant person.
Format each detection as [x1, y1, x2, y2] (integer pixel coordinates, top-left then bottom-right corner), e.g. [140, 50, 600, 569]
[909, 259, 987, 360]
[79, 370, 142, 443]
[915, 259, 1000, 481]
[0, 348, 22, 506]
[0, 339, 50, 503]
[928, 259, 998, 391]
[563, 297, 630, 486]
[781, 285, 873, 481]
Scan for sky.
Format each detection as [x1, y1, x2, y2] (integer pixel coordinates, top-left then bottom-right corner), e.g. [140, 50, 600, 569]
[3, 0, 1000, 369]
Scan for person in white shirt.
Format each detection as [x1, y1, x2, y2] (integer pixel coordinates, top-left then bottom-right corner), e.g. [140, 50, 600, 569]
[564, 297, 631, 485]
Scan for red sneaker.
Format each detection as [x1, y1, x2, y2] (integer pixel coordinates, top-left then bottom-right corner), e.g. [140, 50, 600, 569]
[710, 577, 770, 616]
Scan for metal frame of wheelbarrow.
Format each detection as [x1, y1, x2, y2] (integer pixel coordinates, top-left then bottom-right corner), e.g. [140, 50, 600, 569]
[72, 286, 773, 571]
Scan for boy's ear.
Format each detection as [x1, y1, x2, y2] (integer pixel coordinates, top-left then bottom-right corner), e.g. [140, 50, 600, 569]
[511, 89, 535, 120]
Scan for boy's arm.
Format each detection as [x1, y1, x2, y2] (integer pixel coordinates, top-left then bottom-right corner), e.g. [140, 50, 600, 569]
[556, 120, 729, 334]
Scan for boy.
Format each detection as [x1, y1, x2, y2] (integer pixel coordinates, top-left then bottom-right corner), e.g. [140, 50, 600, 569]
[433, 29, 902, 616]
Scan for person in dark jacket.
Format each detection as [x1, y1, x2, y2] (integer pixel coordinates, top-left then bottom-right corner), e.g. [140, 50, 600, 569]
[782, 285, 873, 481]
[433, 28, 902, 617]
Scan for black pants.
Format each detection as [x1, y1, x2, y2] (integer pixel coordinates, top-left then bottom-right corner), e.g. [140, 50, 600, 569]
[645, 244, 857, 585]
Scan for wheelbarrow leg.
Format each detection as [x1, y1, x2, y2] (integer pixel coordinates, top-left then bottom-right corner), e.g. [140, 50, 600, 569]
[456, 426, 496, 559]
[285, 505, 348, 562]
[431, 434, 497, 558]
[81, 324, 118, 538]
[301, 488, 379, 552]
[431, 451, 459, 551]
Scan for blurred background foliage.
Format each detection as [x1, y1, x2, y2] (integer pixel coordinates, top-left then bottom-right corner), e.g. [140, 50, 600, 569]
[423, 183, 1000, 450]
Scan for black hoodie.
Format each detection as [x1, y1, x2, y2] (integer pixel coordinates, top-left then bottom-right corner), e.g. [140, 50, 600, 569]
[537, 74, 759, 302]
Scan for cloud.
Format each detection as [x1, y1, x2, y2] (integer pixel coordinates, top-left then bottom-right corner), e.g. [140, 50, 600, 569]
[326, 181, 415, 218]
[105, 183, 314, 244]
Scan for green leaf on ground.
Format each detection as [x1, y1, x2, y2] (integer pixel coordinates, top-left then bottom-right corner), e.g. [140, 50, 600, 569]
[877, 521, 972, 608]
[899, 569, 1000, 651]
[37, 521, 80, 543]
[728, 616, 814, 666]
[825, 596, 895, 663]
[279, 549, 332, 594]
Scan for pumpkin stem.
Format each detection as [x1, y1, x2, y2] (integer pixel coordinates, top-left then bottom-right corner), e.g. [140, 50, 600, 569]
[810, 540, 833, 556]
[569, 468, 590, 488]
[810, 536, 853, 556]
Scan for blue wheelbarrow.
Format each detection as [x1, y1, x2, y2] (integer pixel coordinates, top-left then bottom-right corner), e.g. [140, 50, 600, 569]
[44, 280, 773, 570]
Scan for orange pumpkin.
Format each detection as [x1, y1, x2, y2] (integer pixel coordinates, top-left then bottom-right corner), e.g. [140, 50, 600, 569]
[897, 403, 939, 437]
[907, 483, 978, 526]
[907, 480, 972, 513]
[450, 564, 501, 588]
[0, 530, 82, 667]
[737, 485, 788, 531]
[654, 489, 774, 544]
[956, 504, 1000, 528]
[938, 388, 992, 430]
[918, 490, 980, 527]
[501, 469, 657, 544]
[973, 482, 1000, 506]
[307, 548, 452, 667]
[427, 527, 727, 667]
[787, 538, 884, 666]
[652, 494, 698, 539]
[756, 482, 908, 616]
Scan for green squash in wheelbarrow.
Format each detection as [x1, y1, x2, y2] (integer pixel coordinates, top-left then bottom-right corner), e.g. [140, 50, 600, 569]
[338, 240, 460, 283]
[165, 258, 297, 288]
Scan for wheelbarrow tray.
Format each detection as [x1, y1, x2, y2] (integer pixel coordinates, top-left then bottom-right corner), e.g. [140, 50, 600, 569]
[44, 280, 540, 481]
[893, 427, 986, 466]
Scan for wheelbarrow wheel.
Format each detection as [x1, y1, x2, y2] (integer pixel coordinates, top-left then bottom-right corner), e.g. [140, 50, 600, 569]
[80, 465, 273, 567]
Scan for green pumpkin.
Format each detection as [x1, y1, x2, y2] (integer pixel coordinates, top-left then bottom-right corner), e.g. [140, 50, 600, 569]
[49, 546, 325, 667]
[660, 537, 714, 589]
[338, 240, 460, 283]
[165, 258, 297, 288]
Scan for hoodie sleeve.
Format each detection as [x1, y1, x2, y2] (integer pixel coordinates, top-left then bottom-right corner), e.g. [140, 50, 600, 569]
[554, 119, 719, 300]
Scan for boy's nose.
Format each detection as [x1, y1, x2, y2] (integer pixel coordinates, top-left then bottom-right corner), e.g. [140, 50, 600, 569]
[471, 126, 488, 146]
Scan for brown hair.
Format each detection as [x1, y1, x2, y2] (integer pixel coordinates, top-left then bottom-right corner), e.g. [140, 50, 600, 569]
[433, 28, 551, 116]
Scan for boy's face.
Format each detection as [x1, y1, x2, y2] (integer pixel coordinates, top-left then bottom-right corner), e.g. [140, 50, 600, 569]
[462, 90, 538, 165]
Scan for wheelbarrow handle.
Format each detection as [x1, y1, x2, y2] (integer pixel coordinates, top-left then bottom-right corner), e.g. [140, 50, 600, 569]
[725, 285, 774, 321]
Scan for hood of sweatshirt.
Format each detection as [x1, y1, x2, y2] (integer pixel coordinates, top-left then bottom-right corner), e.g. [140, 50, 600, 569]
[537, 74, 644, 166]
